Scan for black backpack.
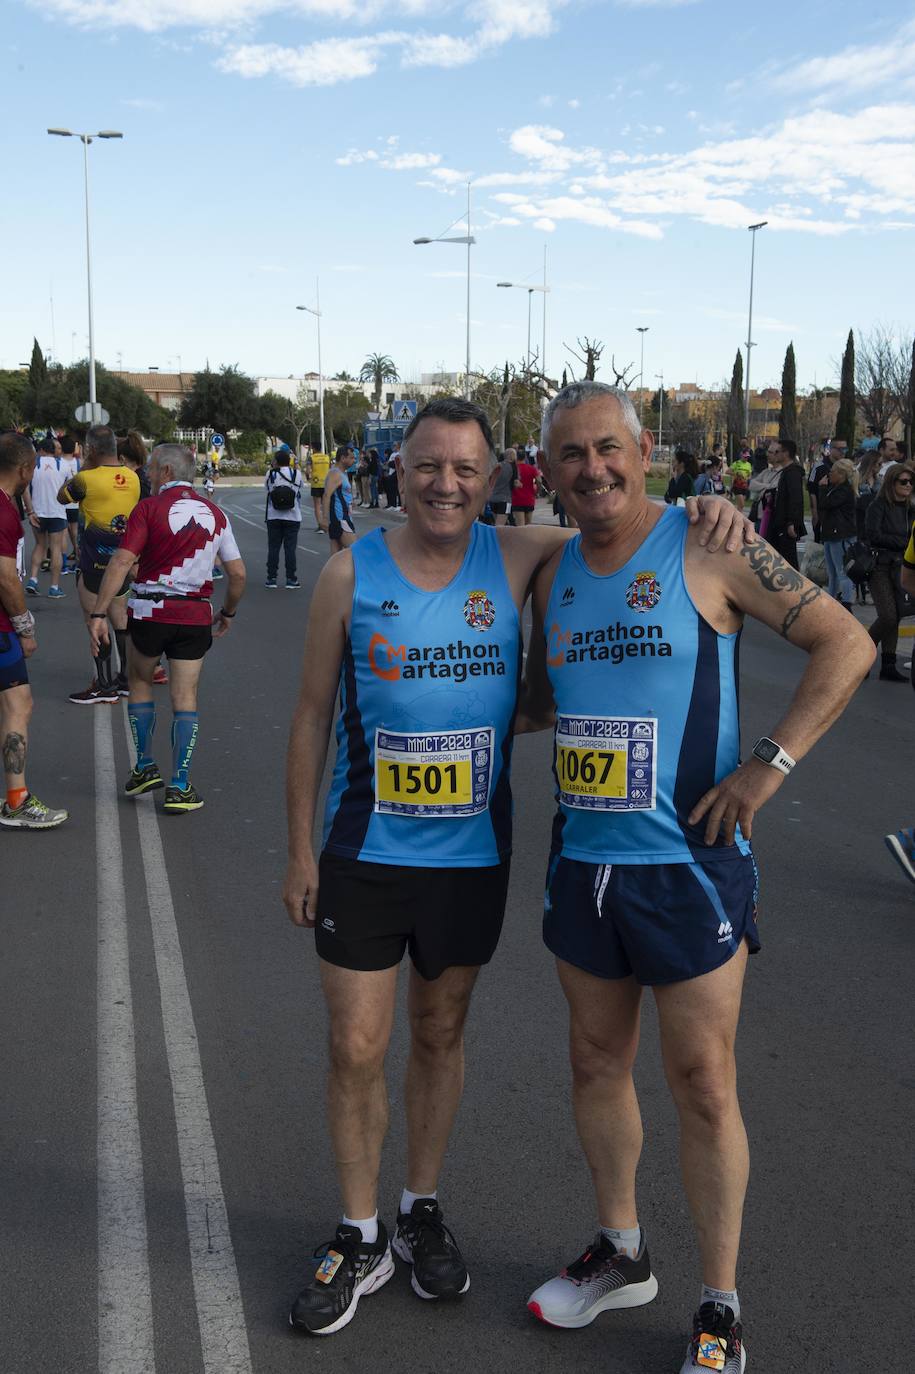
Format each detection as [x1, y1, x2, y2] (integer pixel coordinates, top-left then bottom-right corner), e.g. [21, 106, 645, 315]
[269, 469, 297, 511]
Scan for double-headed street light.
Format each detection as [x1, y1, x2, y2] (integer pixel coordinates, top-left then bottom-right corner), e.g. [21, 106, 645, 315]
[413, 182, 475, 399]
[496, 278, 551, 375]
[744, 221, 767, 436]
[47, 128, 123, 420]
[636, 327, 649, 426]
[297, 281, 325, 455]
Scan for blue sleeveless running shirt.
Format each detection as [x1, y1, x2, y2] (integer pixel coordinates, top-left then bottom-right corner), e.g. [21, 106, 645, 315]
[323, 524, 521, 867]
[544, 506, 748, 865]
[330, 473, 352, 525]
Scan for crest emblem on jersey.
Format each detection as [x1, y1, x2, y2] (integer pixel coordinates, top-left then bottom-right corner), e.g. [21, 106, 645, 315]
[463, 589, 495, 631]
[110, 513, 128, 534]
[168, 498, 216, 537]
[625, 570, 661, 612]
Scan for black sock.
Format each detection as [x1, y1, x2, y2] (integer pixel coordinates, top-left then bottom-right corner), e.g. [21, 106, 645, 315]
[114, 628, 128, 679]
[96, 640, 114, 688]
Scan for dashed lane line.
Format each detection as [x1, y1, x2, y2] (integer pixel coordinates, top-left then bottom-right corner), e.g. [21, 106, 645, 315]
[120, 709, 253, 1374]
[95, 708, 156, 1374]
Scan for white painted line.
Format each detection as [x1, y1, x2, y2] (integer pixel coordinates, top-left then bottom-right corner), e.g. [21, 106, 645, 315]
[121, 710, 253, 1374]
[95, 708, 155, 1374]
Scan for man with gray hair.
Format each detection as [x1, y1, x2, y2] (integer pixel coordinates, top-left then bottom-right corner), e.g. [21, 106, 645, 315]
[88, 444, 246, 813]
[520, 381, 874, 1371]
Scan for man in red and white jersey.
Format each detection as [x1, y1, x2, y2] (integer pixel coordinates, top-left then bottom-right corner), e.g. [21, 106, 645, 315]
[88, 443, 246, 813]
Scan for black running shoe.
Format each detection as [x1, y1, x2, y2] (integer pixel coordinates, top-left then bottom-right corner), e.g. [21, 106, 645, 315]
[679, 1302, 746, 1372]
[124, 764, 164, 797]
[115, 674, 129, 697]
[163, 784, 204, 813]
[289, 1222, 394, 1335]
[527, 1231, 658, 1328]
[392, 1198, 470, 1299]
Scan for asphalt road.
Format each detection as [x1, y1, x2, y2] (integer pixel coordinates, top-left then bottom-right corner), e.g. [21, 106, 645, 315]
[4, 489, 913, 1374]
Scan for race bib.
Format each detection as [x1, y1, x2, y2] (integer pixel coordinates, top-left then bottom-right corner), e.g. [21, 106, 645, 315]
[555, 715, 657, 812]
[374, 728, 493, 818]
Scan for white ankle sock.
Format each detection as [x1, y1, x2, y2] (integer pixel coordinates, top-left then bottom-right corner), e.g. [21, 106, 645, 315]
[600, 1224, 641, 1258]
[342, 1211, 378, 1244]
[400, 1187, 437, 1215]
[701, 1284, 740, 1321]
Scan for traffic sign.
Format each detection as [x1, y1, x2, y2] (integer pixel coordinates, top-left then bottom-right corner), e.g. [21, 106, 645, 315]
[211, 433, 225, 448]
[74, 401, 110, 425]
[393, 401, 417, 422]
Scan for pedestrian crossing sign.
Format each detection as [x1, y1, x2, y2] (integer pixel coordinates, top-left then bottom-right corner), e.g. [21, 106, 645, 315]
[394, 401, 417, 422]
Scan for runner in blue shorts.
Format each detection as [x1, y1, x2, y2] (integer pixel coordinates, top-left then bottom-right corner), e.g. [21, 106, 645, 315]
[518, 382, 874, 1372]
[323, 447, 357, 554]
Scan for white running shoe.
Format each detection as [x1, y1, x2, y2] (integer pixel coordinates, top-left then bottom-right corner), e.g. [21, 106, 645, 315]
[527, 1231, 658, 1329]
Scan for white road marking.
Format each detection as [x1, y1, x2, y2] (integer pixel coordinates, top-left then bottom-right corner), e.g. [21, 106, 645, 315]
[121, 711, 253, 1374]
[94, 708, 155, 1374]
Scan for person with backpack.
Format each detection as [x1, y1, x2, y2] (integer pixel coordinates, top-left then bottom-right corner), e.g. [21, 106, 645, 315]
[264, 449, 304, 588]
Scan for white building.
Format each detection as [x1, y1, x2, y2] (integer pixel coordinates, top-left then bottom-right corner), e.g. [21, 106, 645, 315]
[255, 374, 459, 407]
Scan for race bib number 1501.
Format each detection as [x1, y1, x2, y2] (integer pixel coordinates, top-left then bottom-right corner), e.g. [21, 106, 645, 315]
[374, 727, 494, 818]
[555, 715, 657, 812]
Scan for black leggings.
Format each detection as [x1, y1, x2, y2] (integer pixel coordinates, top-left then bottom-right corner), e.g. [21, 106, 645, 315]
[868, 565, 900, 656]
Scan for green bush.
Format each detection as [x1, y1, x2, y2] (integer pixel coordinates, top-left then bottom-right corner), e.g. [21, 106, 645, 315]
[232, 428, 269, 456]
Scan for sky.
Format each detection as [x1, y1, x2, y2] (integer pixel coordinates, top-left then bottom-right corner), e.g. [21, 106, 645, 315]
[2, 0, 914, 396]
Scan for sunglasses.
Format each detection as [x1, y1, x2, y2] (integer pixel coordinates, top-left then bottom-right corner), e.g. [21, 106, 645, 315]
[895, 477, 914, 486]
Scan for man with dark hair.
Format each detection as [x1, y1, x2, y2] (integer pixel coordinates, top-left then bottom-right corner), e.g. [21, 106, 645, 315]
[88, 444, 246, 813]
[281, 390, 748, 1337]
[24, 435, 71, 598]
[59, 435, 81, 567]
[764, 438, 806, 569]
[0, 433, 67, 828]
[58, 424, 141, 704]
[323, 447, 357, 554]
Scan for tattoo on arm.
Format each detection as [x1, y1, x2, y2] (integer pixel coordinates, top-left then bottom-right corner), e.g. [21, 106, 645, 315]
[739, 541, 823, 639]
[3, 731, 26, 776]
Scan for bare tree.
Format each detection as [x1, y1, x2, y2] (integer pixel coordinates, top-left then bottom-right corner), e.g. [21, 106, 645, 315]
[854, 325, 911, 434]
[564, 336, 604, 381]
[609, 355, 636, 389]
[473, 363, 514, 453]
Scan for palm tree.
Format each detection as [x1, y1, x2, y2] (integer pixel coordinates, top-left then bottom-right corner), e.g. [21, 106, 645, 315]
[359, 353, 400, 412]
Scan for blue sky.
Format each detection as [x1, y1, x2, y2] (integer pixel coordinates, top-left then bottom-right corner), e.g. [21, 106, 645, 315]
[3, 0, 913, 394]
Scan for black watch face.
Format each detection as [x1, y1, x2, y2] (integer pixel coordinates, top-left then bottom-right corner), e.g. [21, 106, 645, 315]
[754, 738, 779, 764]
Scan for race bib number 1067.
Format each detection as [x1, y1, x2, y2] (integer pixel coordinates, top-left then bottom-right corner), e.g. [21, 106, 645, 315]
[554, 715, 657, 812]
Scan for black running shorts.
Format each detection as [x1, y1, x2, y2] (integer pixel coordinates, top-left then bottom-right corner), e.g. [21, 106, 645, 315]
[315, 851, 511, 982]
[80, 564, 131, 597]
[129, 619, 213, 661]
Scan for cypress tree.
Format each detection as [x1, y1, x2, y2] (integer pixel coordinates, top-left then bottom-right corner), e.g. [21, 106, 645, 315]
[907, 336, 915, 462]
[780, 342, 797, 441]
[726, 350, 744, 459]
[835, 329, 856, 448]
[28, 337, 48, 389]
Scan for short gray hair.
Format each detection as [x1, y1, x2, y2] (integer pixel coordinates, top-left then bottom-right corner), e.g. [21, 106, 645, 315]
[541, 382, 642, 455]
[151, 443, 196, 482]
[86, 424, 117, 459]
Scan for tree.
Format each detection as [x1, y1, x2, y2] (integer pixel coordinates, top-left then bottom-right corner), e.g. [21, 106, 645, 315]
[0, 369, 29, 429]
[854, 325, 911, 435]
[28, 337, 47, 390]
[332, 369, 354, 381]
[726, 350, 744, 459]
[565, 336, 603, 381]
[780, 342, 797, 441]
[20, 359, 172, 435]
[835, 329, 856, 449]
[359, 354, 399, 412]
[609, 355, 636, 389]
[473, 364, 513, 453]
[257, 389, 289, 443]
[907, 336, 915, 462]
[179, 365, 259, 458]
[560, 367, 569, 390]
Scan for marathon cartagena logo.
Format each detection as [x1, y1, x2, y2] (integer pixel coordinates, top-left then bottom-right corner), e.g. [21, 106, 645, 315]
[368, 631, 506, 683]
[548, 566, 671, 667]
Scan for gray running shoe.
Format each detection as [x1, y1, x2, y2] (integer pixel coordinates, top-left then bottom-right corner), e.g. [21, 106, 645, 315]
[0, 793, 68, 829]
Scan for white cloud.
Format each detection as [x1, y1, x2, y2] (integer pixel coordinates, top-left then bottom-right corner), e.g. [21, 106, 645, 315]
[533, 217, 556, 231]
[336, 148, 381, 165]
[567, 98, 580, 109]
[219, 34, 401, 86]
[773, 18, 915, 95]
[401, 32, 477, 68]
[384, 151, 442, 169]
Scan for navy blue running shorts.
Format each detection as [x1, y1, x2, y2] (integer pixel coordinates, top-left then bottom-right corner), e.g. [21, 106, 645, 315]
[0, 631, 29, 691]
[316, 850, 511, 982]
[543, 851, 760, 986]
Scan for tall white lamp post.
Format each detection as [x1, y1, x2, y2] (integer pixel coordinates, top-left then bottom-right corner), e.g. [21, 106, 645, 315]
[744, 221, 767, 437]
[297, 281, 325, 455]
[636, 327, 649, 427]
[414, 183, 475, 398]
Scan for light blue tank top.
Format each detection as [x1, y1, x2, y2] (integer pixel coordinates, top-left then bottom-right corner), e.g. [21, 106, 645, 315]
[544, 506, 748, 864]
[330, 472, 352, 523]
[323, 524, 521, 867]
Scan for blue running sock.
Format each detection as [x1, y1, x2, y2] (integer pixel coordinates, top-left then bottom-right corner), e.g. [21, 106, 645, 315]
[171, 711, 199, 788]
[128, 701, 156, 768]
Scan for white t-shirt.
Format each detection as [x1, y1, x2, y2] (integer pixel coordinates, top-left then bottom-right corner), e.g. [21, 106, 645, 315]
[264, 466, 303, 523]
[30, 454, 78, 520]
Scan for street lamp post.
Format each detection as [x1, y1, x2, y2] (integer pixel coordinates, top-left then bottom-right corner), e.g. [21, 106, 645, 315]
[414, 182, 476, 399]
[47, 128, 123, 418]
[496, 280, 552, 374]
[636, 327, 649, 426]
[297, 280, 325, 455]
[744, 221, 767, 438]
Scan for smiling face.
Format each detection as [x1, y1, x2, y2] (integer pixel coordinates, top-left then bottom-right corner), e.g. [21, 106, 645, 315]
[543, 396, 654, 532]
[397, 417, 495, 543]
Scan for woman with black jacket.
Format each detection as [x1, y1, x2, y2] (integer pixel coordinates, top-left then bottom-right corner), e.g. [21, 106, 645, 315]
[818, 458, 858, 608]
[865, 462, 915, 681]
[664, 450, 697, 504]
